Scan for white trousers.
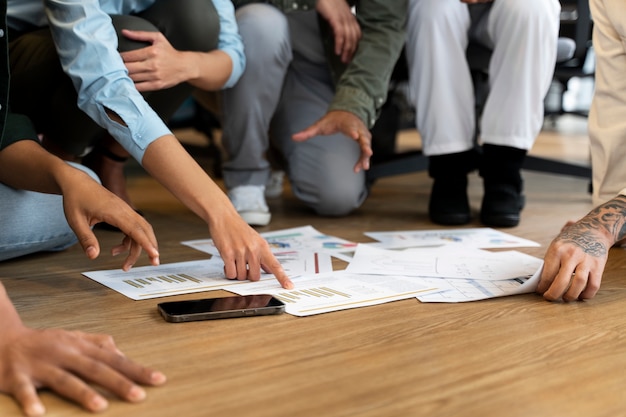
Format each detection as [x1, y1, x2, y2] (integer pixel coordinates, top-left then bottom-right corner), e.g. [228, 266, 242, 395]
[405, 0, 560, 156]
[589, 0, 626, 204]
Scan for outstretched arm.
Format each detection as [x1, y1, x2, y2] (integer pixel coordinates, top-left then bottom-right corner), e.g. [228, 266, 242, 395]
[292, 0, 405, 173]
[141, 135, 294, 289]
[537, 195, 626, 301]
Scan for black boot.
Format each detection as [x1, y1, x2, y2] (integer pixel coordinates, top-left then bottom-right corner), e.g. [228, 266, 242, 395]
[428, 149, 478, 225]
[479, 144, 526, 228]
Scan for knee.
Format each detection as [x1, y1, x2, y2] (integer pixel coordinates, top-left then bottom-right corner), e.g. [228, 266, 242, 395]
[289, 162, 365, 217]
[313, 187, 365, 217]
[495, 0, 560, 27]
[111, 15, 159, 52]
[309, 178, 366, 217]
[167, 1, 221, 51]
[409, 0, 461, 29]
[408, 0, 467, 47]
[236, 4, 291, 66]
[137, 0, 221, 52]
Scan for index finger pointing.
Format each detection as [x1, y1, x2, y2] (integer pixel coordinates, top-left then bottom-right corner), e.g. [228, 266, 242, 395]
[262, 260, 294, 289]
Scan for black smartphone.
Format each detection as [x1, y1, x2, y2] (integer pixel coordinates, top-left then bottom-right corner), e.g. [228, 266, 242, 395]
[157, 294, 285, 323]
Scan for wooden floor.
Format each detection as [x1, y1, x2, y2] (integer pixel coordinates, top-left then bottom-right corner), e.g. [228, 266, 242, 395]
[3, 116, 626, 416]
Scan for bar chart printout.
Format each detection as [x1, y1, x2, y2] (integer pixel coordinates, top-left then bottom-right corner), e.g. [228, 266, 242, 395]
[83, 251, 333, 301]
[83, 259, 237, 300]
[274, 286, 352, 304]
[122, 272, 203, 289]
[229, 271, 450, 316]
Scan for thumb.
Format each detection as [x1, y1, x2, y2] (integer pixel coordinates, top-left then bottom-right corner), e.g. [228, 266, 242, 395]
[292, 124, 320, 142]
[121, 29, 158, 43]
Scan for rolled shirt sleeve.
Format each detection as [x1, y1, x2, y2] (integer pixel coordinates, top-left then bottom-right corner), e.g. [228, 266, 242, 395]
[44, 0, 171, 163]
[214, 0, 245, 88]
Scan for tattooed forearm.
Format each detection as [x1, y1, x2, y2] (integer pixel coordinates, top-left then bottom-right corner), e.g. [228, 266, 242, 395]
[557, 195, 626, 255]
[596, 195, 626, 241]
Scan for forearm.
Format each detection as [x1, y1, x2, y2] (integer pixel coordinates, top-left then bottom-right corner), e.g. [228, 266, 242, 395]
[566, 195, 626, 249]
[0, 140, 69, 194]
[594, 195, 626, 245]
[329, 0, 407, 128]
[182, 50, 233, 91]
[141, 135, 238, 227]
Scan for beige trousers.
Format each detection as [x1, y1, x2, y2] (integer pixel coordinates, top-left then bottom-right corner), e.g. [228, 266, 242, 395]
[590, 0, 626, 202]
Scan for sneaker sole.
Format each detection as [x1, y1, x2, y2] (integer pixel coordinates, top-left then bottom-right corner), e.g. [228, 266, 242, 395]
[239, 211, 272, 227]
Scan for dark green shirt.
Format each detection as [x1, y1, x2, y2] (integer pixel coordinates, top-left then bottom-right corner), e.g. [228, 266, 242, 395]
[0, 0, 38, 151]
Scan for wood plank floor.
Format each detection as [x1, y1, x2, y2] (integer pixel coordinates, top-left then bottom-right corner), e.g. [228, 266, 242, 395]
[3, 115, 626, 417]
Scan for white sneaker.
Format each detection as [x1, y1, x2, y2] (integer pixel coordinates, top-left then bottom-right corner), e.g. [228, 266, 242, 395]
[265, 170, 285, 199]
[228, 185, 271, 226]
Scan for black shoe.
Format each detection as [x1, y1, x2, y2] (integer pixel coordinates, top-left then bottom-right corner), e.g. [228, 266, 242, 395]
[478, 144, 527, 228]
[480, 183, 525, 228]
[427, 150, 478, 225]
[429, 177, 471, 226]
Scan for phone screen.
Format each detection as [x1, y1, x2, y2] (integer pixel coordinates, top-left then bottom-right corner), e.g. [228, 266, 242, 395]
[158, 294, 285, 322]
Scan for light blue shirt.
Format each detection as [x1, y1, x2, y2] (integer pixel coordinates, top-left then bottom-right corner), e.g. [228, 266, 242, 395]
[7, 0, 244, 162]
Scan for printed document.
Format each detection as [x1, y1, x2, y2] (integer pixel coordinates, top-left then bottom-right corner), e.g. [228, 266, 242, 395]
[365, 227, 540, 249]
[83, 250, 332, 300]
[228, 271, 450, 316]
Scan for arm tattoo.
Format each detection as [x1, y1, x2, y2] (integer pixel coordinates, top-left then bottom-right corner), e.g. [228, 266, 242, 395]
[595, 195, 626, 242]
[556, 195, 626, 257]
[558, 227, 607, 257]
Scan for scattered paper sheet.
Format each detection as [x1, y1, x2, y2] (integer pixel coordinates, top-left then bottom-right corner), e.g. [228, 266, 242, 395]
[82, 226, 546, 310]
[182, 225, 357, 261]
[365, 227, 540, 249]
[345, 244, 543, 281]
[416, 266, 544, 303]
[228, 271, 451, 316]
[82, 251, 332, 300]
